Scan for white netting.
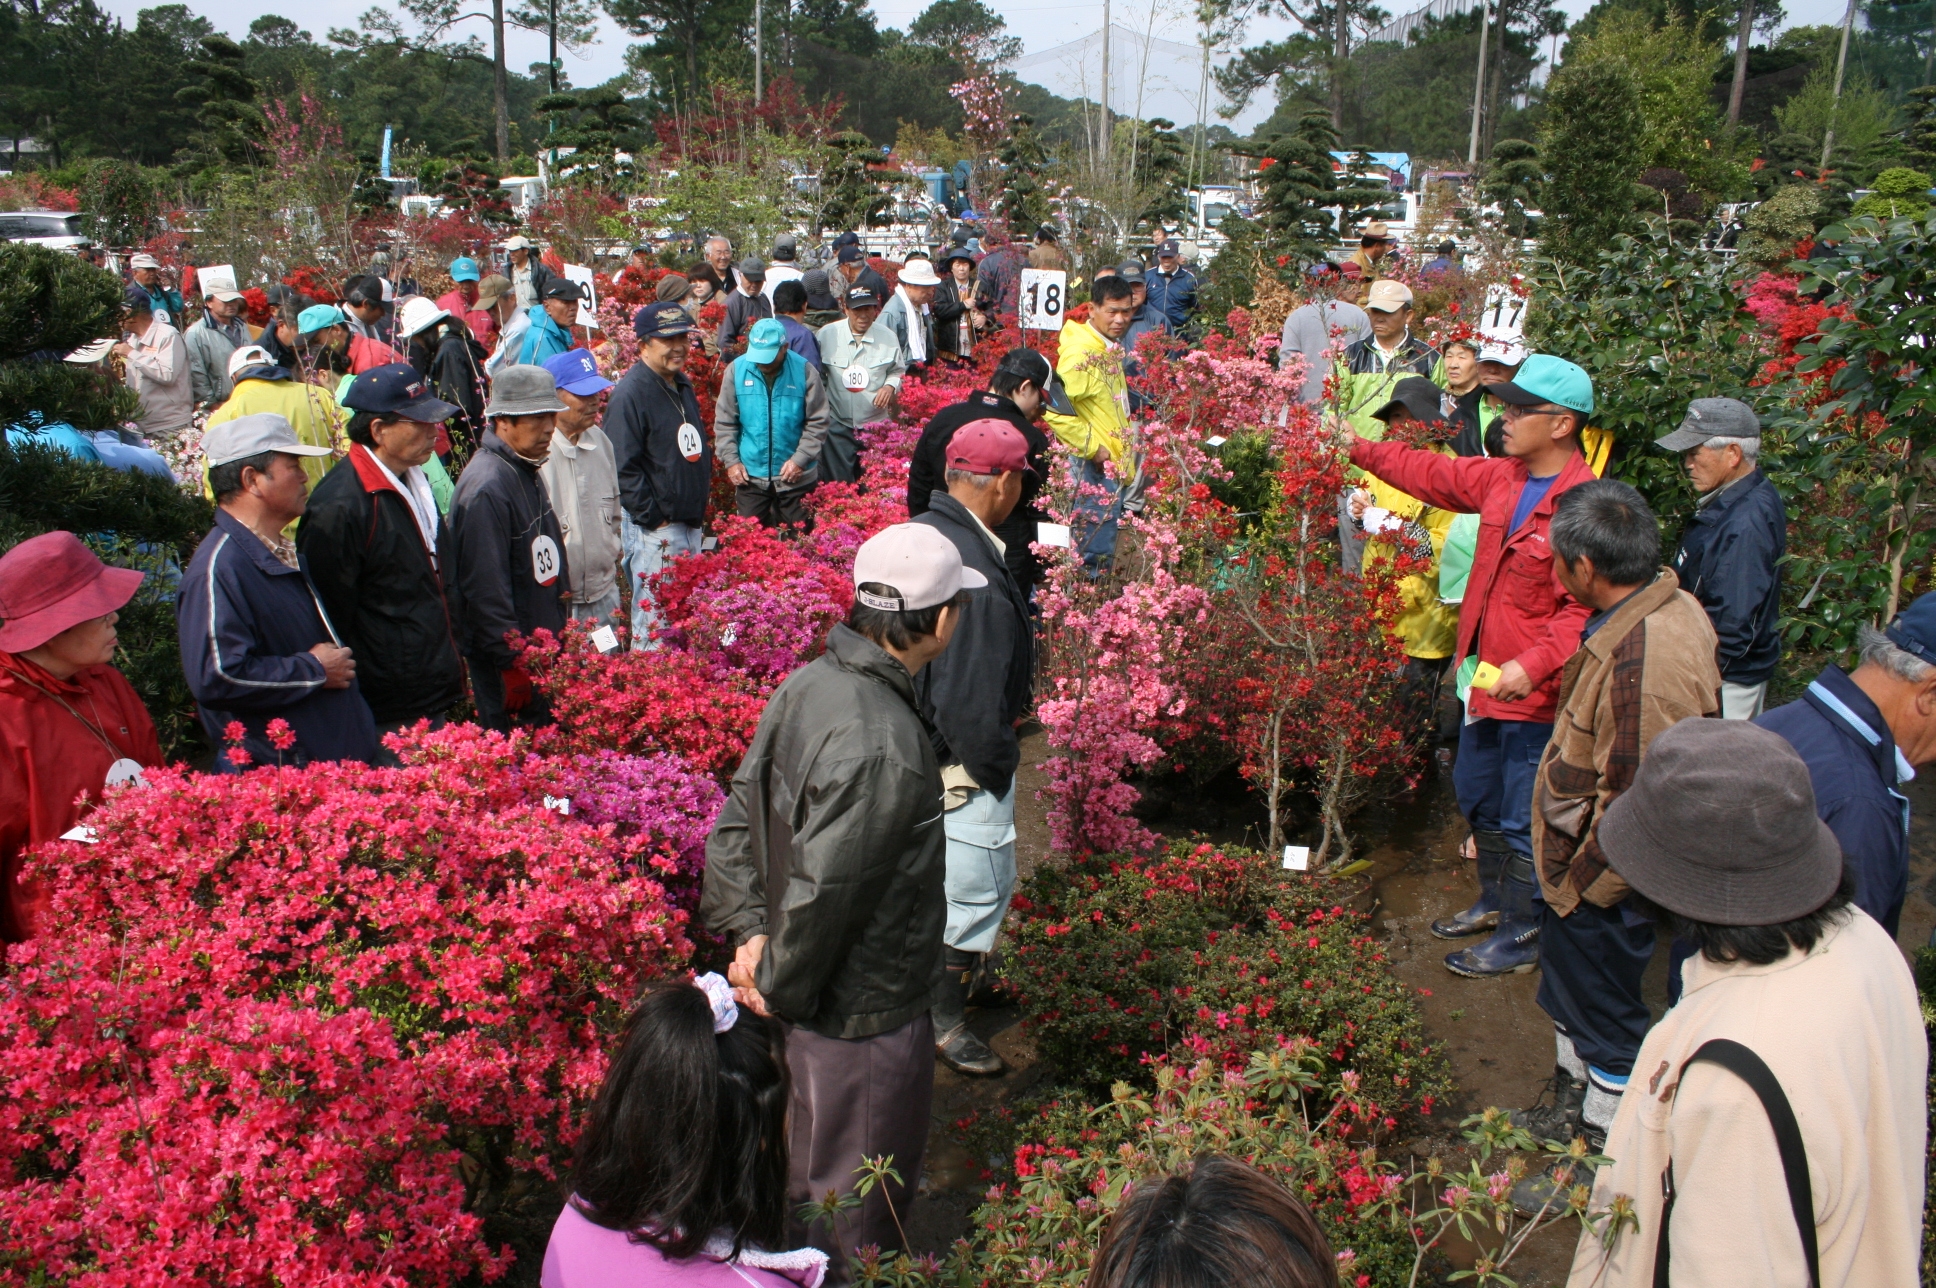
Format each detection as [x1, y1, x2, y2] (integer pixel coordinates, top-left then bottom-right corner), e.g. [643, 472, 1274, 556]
[1005, 23, 1219, 125]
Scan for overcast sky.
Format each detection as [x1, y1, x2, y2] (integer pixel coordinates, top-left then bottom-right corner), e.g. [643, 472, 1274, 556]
[95, 0, 1856, 126]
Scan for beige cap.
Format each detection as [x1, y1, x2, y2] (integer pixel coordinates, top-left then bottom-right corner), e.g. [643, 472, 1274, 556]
[1365, 279, 1414, 312]
[853, 523, 988, 611]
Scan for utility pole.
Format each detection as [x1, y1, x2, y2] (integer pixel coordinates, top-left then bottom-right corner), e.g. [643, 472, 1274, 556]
[1467, 0, 1489, 165]
[548, 0, 558, 94]
[1821, 0, 1857, 168]
[1727, 0, 1753, 125]
[1189, 33, 1210, 194]
[754, 0, 764, 103]
[1100, 0, 1111, 168]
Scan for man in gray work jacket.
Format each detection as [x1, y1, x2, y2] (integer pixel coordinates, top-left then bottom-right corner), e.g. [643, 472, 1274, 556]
[702, 522, 982, 1280]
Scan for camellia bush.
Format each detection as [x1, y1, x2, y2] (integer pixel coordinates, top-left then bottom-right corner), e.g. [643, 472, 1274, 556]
[0, 723, 699, 1285]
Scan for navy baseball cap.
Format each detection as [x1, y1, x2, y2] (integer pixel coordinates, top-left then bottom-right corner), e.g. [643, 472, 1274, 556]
[341, 363, 461, 421]
[843, 285, 881, 308]
[1886, 592, 1936, 669]
[1158, 238, 1181, 257]
[836, 245, 866, 265]
[634, 301, 693, 340]
[543, 347, 614, 396]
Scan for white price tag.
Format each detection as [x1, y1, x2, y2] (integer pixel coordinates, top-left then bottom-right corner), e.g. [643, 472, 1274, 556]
[543, 795, 572, 816]
[60, 825, 99, 845]
[1035, 522, 1072, 549]
[1282, 845, 1310, 871]
[720, 624, 739, 647]
[701, 535, 719, 552]
[589, 625, 620, 654]
[531, 534, 561, 586]
[1204, 435, 1228, 448]
[676, 422, 704, 462]
[1018, 269, 1067, 331]
[564, 263, 598, 327]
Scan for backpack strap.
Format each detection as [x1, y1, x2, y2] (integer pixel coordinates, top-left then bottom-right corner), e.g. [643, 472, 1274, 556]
[1652, 1038, 1819, 1288]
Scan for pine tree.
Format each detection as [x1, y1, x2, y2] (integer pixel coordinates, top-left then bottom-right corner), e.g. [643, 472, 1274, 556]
[1255, 110, 1342, 265]
[820, 131, 897, 231]
[1482, 138, 1542, 241]
[1538, 60, 1647, 265]
[174, 34, 264, 169]
[995, 113, 1052, 233]
[1902, 86, 1936, 174]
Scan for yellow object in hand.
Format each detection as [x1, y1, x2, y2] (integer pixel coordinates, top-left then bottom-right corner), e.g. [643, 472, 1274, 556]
[1470, 661, 1503, 691]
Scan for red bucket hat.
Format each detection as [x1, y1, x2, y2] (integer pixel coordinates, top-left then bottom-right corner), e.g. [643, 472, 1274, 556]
[0, 532, 145, 654]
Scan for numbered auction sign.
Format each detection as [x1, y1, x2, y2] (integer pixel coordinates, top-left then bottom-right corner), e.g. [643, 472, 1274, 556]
[1019, 268, 1067, 332]
[564, 263, 598, 328]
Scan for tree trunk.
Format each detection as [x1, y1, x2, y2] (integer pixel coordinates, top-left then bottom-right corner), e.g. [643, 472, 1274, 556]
[1727, 0, 1754, 125]
[1331, 1, 1347, 131]
[492, 0, 510, 161]
[1483, 1, 1505, 159]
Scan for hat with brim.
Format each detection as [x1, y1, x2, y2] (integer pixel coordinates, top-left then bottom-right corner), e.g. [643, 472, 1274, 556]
[1372, 376, 1446, 426]
[64, 338, 115, 364]
[1483, 353, 1594, 415]
[937, 247, 977, 268]
[898, 259, 942, 287]
[227, 344, 286, 381]
[744, 317, 786, 364]
[0, 531, 145, 653]
[475, 275, 512, 308]
[484, 365, 567, 417]
[501, 235, 535, 252]
[206, 289, 246, 304]
[842, 285, 881, 308]
[398, 297, 451, 339]
[994, 347, 1075, 417]
[1654, 396, 1761, 452]
[298, 304, 347, 335]
[202, 412, 337, 468]
[540, 278, 587, 304]
[1597, 719, 1844, 925]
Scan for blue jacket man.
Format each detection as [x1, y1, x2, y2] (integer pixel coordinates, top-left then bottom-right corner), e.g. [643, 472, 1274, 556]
[1143, 239, 1197, 330]
[517, 278, 585, 366]
[1756, 596, 1936, 938]
[178, 414, 379, 768]
[1655, 398, 1787, 717]
[712, 318, 832, 529]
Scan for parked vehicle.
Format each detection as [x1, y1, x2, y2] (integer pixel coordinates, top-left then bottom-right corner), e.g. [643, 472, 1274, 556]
[0, 210, 89, 251]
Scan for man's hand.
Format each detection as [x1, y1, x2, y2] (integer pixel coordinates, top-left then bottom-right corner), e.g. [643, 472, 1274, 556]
[500, 665, 535, 712]
[111, 342, 132, 359]
[727, 463, 750, 486]
[779, 459, 804, 485]
[309, 643, 355, 689]
[1490, 659, 1534, 702]
[1347, 488, 1371, 521]
[728, 934, 771, 1017]
[871, 383, 897, 412]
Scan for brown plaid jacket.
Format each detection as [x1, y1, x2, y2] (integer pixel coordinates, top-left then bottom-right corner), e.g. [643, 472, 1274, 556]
[1533, 570, 1722, 915]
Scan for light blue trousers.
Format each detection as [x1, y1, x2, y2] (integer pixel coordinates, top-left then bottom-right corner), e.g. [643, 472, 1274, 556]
[944, 783, 1018, 953]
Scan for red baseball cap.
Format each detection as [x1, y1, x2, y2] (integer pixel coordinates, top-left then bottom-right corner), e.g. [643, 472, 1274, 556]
[0, 531, 144, 654]
[945, 419, 1035, 476]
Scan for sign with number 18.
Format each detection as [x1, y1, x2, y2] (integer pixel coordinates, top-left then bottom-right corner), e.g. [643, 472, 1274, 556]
[1019, 268, 1067, 332]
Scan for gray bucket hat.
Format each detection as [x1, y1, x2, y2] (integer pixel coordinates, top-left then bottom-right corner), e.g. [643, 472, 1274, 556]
[1655, 396, 1760, 452]
[485, 364, 567, 418]
[1597, 719, 1843, 925]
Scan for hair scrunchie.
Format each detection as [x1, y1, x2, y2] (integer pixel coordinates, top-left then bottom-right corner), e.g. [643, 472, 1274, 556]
[693, 972, 739, 1034]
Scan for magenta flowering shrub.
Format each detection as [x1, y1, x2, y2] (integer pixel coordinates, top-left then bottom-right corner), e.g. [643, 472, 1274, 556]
[675, 571, 849, 689]
[0, 724, 692, 1286]
[539, 748, 725, 915]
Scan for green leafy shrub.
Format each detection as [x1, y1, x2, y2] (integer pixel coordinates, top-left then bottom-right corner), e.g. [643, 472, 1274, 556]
[1740, 184, 1824, 267]
[0, 242, 125, 363]
[1003, 842, 1449, 1117]
[1850, 168, 1933, 223]
[0, 359, 140, 429]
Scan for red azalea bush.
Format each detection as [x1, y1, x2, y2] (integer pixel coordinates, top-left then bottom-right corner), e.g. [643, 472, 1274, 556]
[0, 723, 692, 1286]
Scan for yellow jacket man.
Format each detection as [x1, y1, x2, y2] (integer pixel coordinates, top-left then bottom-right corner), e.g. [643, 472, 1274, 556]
[206, 345, 347, 496]
[1044, 276, 1139, 566]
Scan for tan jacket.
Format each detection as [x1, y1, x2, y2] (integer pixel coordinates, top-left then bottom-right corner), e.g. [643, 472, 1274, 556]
[539, 423, 623, 605]
[1534, 571, 1720, 915]
[123, 318, 194, 436]
[1570, 911, 1925, 1288]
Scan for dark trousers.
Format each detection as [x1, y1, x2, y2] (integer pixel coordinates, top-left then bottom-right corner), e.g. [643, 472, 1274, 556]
[736, 479, 815, 529]
[1535, 899, 1656, 1079]
[786, 1014, 934, 1283]
[1452, 716, 1553, 860]
[467, 656, 553, 733]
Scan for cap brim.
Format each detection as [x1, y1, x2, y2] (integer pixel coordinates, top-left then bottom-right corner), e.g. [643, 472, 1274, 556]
[0, 565, 146, 653]
[397, 395, 462, 422]
[487, 399, 567, 417]
[745, 343, 783, 363]
[959, 567, 990, 590]
[209, 291, 246, 302]
[1043, 373, 1077, 418]
[1653, 425, 1714, 451]
[558, 375, 614, 396]
[1482, 379, 1547, 407]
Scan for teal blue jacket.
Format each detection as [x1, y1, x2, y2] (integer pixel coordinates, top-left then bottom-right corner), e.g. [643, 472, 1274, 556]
[517, 307, 574, 366]
[713, 350, 830, 480]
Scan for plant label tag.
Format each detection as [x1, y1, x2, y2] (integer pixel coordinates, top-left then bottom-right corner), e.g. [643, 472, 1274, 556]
[543, 795, 572, 816]
[701, 536, 719, 552]
[1204, 435, 1227, 447]
[1470, 661, 1504, 690]
[1036, 522, 1072, 549]
[842, 364, 869, 392]
[1282, 845, 1310, 871]
[676, 422, 704, 461]
[104, 757, 147, 789]
[589, 625, 620, 654]
[531, 534, 561, 586]
[60, 825, 98, 845]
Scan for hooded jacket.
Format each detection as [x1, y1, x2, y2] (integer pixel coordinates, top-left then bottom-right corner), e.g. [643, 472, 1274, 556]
[701, 625, 946, 1040]
[604, 360, 715, 529]
[1043, 320, 1129, 464]
[446, 431, 570, 671]
[296, 445, 467, 724]
[911, 493, 1035, 796]
[177, 508, 380, 766]
[907, 390, 1052, 589]
[1670, 468, 1787, 686]
[1349, 438, 1598, 724]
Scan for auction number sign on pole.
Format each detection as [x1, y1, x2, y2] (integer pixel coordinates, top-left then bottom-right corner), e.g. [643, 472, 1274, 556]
[1019, 268, 1067, 332]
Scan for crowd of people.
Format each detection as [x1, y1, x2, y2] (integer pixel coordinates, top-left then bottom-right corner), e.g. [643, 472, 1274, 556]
[0, 216, 1927, 1287]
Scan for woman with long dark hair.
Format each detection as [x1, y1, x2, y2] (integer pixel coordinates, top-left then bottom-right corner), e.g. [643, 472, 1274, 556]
[541, 975, 825, 1287]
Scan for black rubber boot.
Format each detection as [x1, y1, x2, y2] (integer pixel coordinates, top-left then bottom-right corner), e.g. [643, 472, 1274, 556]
[1511, 1065, 1587, 1144]
[1430, 829, 1510, 939]
[1443, 849, 1541, 977]
[932, 948, 1004, 1076]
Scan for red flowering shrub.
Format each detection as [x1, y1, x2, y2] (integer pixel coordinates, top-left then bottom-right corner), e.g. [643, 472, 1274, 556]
[0, 723, 691, 1285]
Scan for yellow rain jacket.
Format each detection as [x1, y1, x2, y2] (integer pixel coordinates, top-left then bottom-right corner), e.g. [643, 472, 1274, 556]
[1361, 450, 1458, 660]
[1043, 319, 1129, 464]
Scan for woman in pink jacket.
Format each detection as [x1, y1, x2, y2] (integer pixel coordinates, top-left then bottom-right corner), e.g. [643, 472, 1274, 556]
[542, 976, 827, 1288]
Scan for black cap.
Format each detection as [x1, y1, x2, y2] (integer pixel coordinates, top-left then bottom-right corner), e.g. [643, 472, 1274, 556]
[540, 277, 588, 303]
[1116, 261, 1147, 282]
[1371, 376, 1447, 426]
[341, 362, 462, 421]
[836, 245, 865, 265]
[1035, 223, 1058, 242]
[122, 284, 152, 312]
[843, 285, 881, 308]
[995, 346, 1076, 417]
[833, 231, 861, 248]
[634, 301, 693, 340]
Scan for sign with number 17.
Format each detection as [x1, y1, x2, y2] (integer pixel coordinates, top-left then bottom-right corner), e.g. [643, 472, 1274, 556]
[1019, 268, 1067, 332]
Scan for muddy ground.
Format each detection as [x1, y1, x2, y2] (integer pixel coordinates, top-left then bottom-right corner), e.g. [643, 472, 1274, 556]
[902, 727, 1936, 1285]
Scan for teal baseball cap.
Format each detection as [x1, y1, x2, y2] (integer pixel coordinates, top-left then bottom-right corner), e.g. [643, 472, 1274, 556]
[1484, 353, 1593, 416]
[744, 317, 785, 363]
[297, 303, 347, 334]
[449, 256, 481, 282]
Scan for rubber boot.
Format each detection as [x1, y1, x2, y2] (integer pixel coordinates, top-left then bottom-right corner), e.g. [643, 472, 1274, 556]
[932, 947, 1004, 1076]
[1430, 829, 1510, 940]
[1511, 1066, 1587, 1144]
[1443, 849, 1541, 977]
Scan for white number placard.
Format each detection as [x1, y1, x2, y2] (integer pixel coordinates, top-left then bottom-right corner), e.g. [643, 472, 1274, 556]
[1019, 269, 1067, 332]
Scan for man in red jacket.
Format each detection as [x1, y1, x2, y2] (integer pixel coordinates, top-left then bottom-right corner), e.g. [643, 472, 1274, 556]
[1346, 354, 1598, 976]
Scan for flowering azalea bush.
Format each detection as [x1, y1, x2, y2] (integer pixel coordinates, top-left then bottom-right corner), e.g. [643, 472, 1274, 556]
[0, 723, 692, 1285]
[1002, 842, 1447, 1117]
